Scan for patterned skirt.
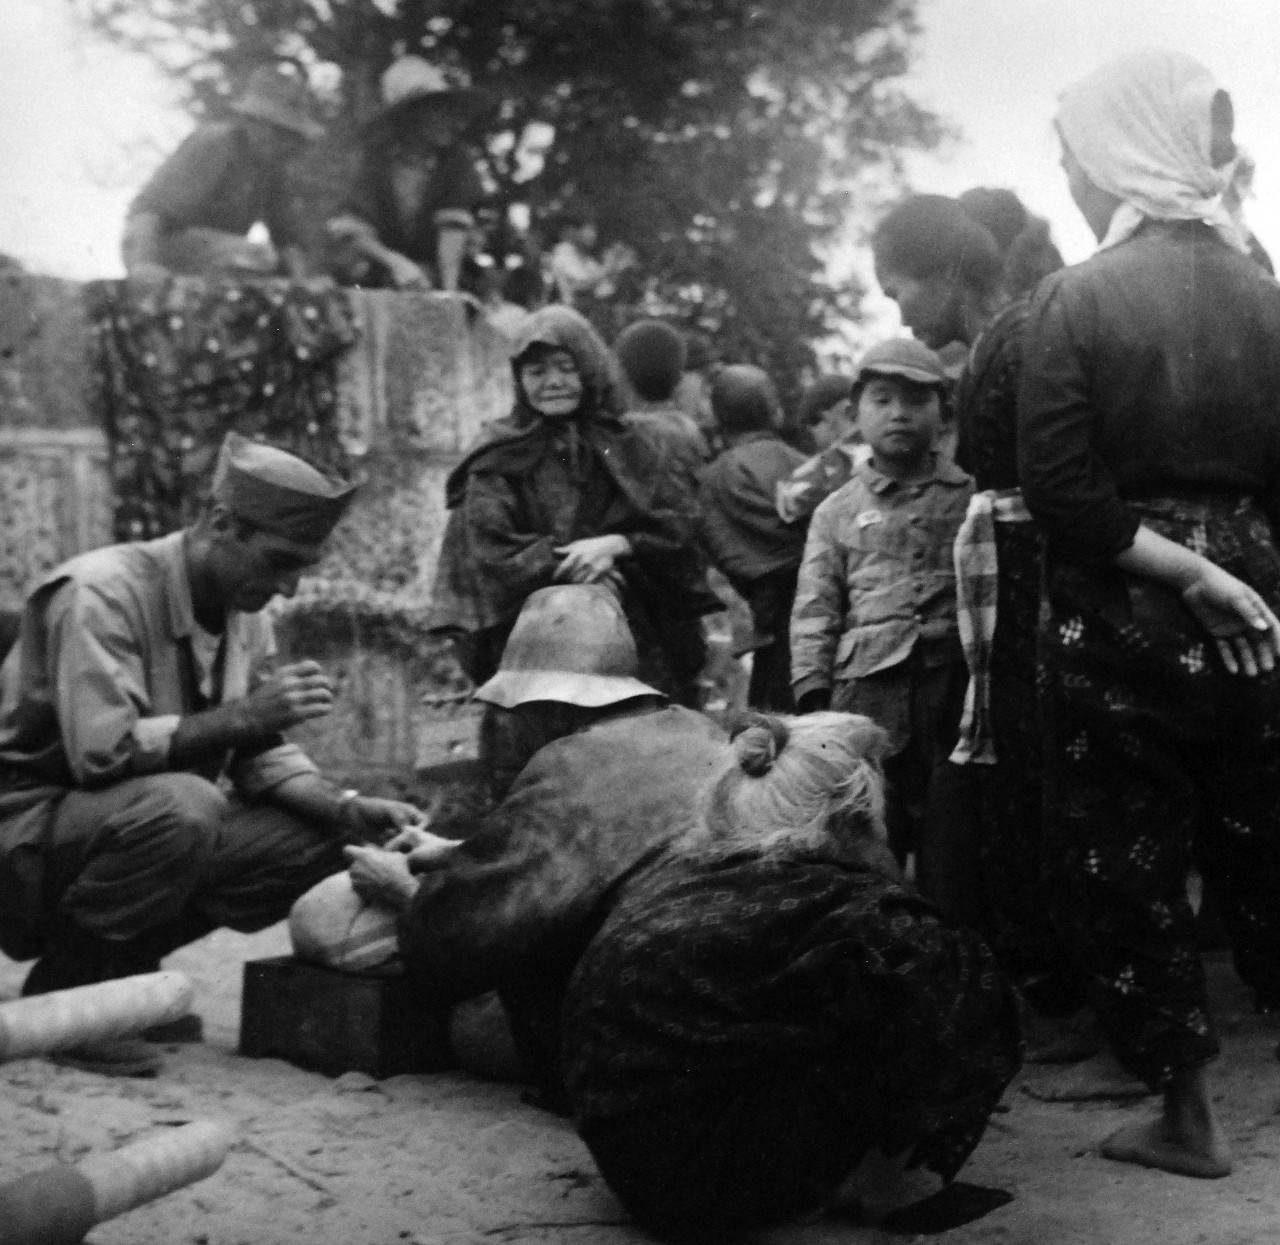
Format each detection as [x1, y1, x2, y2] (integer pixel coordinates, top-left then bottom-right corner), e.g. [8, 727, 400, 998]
[562, 845, 1021, 1243]
[1039, 494, 1280, 1085]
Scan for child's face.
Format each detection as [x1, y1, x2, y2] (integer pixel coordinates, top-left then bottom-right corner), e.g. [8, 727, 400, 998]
[856, 374, 942, 467]
[518, 348, 585, 418]
[809, 397, 856, 452]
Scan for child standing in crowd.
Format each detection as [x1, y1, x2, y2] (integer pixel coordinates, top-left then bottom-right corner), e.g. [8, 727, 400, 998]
[791, 338, 975, 912]
[615, 319, 710, 500]
[776, 373, 870, 523]
[699, 365, 808, 710]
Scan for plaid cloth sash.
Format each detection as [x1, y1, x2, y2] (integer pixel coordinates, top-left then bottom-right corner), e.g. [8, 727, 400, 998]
[951, 488, 1032, 764]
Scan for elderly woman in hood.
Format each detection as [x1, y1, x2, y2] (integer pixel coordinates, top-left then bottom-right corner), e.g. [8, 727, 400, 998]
[431, 306, 716, 702]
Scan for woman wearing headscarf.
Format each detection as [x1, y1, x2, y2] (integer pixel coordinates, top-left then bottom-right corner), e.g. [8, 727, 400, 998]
[1019, 49, 1280, 1178]
[562, 713, 1021, 1242]
[430, 305, 717, 703]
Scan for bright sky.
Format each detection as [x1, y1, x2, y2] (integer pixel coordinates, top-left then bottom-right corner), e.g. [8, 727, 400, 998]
[2, 0, 1279, 305]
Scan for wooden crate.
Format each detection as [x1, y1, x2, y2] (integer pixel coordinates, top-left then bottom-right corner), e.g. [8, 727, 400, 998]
[239, 956, 454, 1079]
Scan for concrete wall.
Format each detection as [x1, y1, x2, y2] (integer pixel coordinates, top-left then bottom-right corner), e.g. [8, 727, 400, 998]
[0, 261, 513, 790]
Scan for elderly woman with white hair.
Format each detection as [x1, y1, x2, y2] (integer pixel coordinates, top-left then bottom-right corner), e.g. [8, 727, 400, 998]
[1019, 49, 1280, 1178]
[561, 712, 1021, 1242]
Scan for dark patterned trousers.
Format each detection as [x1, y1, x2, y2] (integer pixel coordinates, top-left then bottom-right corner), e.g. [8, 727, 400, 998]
[1040, 498, 1280, 1089]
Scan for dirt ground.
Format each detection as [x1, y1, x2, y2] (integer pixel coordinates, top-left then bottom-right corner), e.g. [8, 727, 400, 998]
[3, 936, 1280, 1245]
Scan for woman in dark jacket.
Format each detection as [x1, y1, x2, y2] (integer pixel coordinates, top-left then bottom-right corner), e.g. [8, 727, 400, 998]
[1019, 49, 1280, 1179]
[562, 714, 1021, 1242]
[430, 305, 717, 703]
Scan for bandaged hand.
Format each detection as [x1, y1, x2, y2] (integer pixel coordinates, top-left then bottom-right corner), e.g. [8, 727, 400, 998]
[237, 660, 335, 735]
[343, 844, 420, 912]
[554, 534, 632, 584]
[384, 823, 464, 868]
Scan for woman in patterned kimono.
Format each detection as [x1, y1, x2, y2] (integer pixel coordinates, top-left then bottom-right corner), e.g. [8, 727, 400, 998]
[562, 713, 1021, 1242]
[1020, 50, 1280, 1178]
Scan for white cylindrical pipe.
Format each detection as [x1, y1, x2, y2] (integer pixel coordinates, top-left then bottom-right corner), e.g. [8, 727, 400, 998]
[80, 1122, 233, 1222]
[0, 972, 193, 1062]
[0, 1122, 232, 1245]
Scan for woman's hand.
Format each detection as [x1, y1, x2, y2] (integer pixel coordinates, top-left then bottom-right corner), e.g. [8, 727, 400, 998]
[554, 534, 632, 584]
[342, 844, 420, 912]
[1116, 525, 1280, 677]
[1180, 562, 1280, 677]
[384, 824, 465, 868]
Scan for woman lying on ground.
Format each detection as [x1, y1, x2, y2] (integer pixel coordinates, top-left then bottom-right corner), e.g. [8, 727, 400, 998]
[342, 584, 733, 1109]
[561, 712, 1022, 1242]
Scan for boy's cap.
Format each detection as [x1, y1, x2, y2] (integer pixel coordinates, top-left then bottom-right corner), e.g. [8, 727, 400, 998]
[854, 338, 948, 387]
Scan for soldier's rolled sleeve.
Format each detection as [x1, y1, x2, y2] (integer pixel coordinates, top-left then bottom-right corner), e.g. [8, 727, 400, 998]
[228, 741, 318, 800]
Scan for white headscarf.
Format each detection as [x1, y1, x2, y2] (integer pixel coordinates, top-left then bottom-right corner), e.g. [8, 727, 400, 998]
[1056, 48, 1252, 253]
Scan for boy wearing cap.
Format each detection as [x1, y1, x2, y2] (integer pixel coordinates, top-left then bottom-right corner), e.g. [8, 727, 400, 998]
[790, 339, 974, 895]
[0, 435, 422, 1075]
[123, 64, 323, 281]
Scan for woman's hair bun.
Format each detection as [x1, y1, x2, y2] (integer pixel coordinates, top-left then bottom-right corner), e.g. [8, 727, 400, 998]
[731, 715, 791, 777]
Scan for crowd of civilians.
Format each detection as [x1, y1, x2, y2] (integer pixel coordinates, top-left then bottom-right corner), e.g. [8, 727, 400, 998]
[7, 41, 1278, 1242]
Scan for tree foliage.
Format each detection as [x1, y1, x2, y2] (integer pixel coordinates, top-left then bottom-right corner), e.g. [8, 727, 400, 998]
[74, 0, 946, 399]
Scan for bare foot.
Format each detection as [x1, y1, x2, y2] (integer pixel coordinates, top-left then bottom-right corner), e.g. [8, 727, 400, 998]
[1022, 1050, 1151, 1101]
[1102, 1063, 1231, 1178]
[1101, 1115, 1232, 1178]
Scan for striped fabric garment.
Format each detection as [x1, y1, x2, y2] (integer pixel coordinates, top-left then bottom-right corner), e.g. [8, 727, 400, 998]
[950, 489, 1032, 764]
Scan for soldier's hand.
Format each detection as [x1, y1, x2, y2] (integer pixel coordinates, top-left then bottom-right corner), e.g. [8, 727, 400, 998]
[237, 660, 335, 735]
[348, 797, 429, 840]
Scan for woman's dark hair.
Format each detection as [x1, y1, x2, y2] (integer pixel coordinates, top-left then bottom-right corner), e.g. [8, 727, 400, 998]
[958, 187, 1063, 299]
[1000, 216, 1064, 298]
[871, 194, 1004, 297]
[875, 190, 1063, 304]
[957, 188, 1029, 254]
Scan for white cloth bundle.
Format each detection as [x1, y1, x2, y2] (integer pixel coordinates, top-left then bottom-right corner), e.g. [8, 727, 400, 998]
[288, 872, 401, 972]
